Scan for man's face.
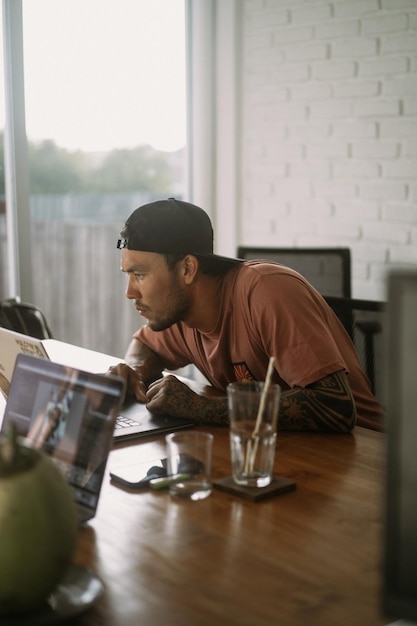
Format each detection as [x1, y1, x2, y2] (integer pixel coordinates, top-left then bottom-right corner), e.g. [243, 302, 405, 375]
[120, 249, 190, 331]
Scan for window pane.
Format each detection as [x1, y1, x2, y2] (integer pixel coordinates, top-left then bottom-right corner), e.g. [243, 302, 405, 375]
[18, 0, 187, 355]
[0, 8, 7, 298]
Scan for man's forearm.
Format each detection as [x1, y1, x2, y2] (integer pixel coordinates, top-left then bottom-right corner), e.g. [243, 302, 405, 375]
[278, 370, 357, 433]
[124, 339, 165, 386]
[188, 395, 230, 426]
[190, 371, 356, 432]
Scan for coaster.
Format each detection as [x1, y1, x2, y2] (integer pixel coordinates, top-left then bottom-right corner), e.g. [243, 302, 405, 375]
[213, 475, 296, 502]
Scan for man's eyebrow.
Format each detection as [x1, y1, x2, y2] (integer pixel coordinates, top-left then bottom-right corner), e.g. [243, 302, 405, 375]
[121, 264, 148, 273]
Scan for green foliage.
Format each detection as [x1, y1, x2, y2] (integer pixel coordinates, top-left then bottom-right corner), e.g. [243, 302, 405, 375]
[89, 146, 173, 193]
[29, 140, 88, 193]
[0, 132, 180, 195]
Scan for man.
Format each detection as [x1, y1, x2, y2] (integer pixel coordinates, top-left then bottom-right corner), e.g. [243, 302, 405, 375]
[110, 198, 383, 432]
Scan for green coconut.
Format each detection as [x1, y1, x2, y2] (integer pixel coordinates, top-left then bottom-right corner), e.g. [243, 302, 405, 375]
[0, 425, 78, 616]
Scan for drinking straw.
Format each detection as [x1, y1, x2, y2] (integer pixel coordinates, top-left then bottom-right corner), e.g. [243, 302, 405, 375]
[244, 356, 276, 474]
[252, 356, 276, 437]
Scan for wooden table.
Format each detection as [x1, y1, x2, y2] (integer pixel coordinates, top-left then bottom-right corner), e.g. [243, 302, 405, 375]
[73, 425, 387, 626]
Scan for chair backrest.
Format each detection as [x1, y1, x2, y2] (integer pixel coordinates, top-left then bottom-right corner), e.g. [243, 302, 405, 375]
[323, 296, 386, 402]
[0, 297, 53, 339]
[237, 247, 351, 297]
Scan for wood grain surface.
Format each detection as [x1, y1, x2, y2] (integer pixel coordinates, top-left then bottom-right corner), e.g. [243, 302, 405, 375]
[73, 425, 387, 626]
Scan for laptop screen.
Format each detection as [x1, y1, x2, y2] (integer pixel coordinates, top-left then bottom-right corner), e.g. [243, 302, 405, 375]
[2, 354, 125, 522]
[383, 270, 417, 623]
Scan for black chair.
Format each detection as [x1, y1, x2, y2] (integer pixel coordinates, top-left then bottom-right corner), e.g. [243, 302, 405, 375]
[323, 296, 386, 400]
[0, 297, 53, 339]
[237, 247, 351, 297]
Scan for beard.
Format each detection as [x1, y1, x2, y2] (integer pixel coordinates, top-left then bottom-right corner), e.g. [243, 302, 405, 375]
[145, 282, 191, 332]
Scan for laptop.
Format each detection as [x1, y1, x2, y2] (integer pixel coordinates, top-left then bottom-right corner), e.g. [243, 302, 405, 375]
[0, 327, 121, 397]
[0, 327, 195, 441]
[1, 353, 126, 524]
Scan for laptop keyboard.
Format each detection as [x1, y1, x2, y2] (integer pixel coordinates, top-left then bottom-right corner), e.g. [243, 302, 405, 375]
[115, 415, 138, 430]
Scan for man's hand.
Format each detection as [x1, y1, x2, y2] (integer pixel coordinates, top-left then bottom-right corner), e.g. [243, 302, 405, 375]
[145, 375, 200, 418]
[108, 366, 229, 425]
[146, 375, 229, 425]
[107, 363, 148, 403]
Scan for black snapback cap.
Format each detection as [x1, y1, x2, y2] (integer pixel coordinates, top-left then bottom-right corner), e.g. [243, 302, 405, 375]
[117, 197, 241, 265]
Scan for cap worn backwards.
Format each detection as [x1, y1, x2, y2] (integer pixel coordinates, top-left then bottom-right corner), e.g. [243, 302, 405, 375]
[117, 197, 241, 265]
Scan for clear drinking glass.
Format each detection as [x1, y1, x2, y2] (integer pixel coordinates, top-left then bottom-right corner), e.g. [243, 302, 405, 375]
[165, 431, 213, 500]
[227, 382, 281, 488]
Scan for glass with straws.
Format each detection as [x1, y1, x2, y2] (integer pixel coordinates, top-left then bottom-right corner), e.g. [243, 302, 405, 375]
[227, 358, 281, 488]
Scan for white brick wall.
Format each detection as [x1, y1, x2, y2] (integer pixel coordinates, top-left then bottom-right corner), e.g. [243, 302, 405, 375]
[239, 0, 417, 299]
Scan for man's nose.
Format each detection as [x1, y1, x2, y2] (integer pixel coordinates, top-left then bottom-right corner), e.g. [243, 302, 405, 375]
[125, 276, 140, 300]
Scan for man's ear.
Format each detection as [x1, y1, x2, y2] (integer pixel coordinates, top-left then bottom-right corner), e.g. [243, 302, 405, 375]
[182, 255, 199, 284]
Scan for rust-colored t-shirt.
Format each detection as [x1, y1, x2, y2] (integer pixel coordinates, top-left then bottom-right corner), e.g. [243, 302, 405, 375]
[135, 261, 383, 430]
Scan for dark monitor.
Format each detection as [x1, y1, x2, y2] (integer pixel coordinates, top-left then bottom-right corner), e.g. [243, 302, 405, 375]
[383, 270, 417, 624]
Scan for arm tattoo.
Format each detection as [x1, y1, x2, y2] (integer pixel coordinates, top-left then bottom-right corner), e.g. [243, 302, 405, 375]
[172, 371, 355, 433]
[278, 370, 356, 433]
[192, 397, 230, 426]
[160, 380, 230, 426]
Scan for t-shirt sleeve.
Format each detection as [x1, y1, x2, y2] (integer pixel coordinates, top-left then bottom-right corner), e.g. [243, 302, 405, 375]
[244, 271, 348, 388]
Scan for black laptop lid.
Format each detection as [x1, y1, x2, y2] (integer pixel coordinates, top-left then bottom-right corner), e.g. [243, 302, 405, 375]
[1, 354, 125, 523]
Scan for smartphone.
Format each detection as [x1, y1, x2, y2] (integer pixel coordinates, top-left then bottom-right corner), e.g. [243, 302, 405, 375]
[109, 453, 204, 490]
[110, 458, 168, 489]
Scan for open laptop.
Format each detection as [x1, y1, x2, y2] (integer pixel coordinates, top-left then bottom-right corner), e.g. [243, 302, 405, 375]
[0, 327, 121, 396]
[0, 327, 195, 441]
[1, 353, 125, 524]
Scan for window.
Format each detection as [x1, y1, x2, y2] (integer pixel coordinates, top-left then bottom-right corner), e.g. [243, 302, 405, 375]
[1, 0, 187, 356]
